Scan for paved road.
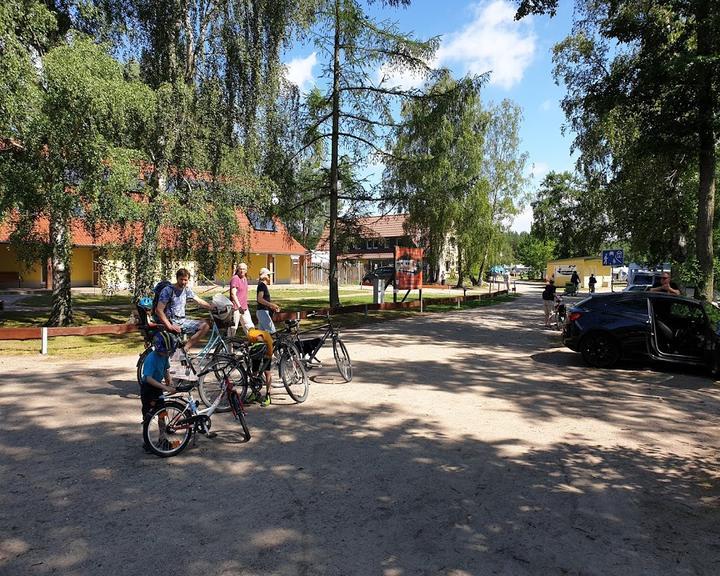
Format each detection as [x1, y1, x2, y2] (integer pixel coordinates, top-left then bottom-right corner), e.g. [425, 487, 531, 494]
[1, 288, 719, 575]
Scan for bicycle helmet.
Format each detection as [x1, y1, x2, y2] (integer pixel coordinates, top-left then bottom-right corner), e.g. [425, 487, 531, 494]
[138, 296, 153, 310]
[153, 331, 178, 355]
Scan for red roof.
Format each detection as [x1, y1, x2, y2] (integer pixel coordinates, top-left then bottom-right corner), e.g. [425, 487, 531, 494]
[1, 211, 306, 255]
[315, 214, 408, 251]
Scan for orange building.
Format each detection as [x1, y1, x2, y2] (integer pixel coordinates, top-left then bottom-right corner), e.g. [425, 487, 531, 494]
[0, 211, 307, 289]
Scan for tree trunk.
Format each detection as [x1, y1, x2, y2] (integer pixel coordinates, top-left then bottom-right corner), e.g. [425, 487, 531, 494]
[454, 249, 464, 288]
[695, 2, 716, 301]
[328, 0, 342, 308]
[47, 215, 73, 327]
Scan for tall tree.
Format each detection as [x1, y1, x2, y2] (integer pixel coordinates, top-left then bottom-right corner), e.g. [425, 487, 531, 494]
[387, 73, 487, 283]
[516, 0, 720, 298]
[2, 37, 154, 325]
[475, 99, 530, 281]
[299, 0, 438, 307]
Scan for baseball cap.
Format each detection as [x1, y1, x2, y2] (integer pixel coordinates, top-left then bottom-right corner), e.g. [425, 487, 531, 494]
[259, 267, 271, 278]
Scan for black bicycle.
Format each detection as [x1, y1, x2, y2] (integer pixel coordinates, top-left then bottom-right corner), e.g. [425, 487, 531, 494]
[280, 311, 352, 382]
[197, 333, 309, 407]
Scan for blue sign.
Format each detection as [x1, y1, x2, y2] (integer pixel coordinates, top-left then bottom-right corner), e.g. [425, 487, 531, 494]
[602, 249, 624, 266]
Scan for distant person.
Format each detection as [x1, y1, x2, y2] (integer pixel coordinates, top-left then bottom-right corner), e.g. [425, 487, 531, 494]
[256, 267, 281, 333]
[542, 278, 557, 327]
[588, 274, 597, 293]
[650, 273, 681, 296]
[504, 271, 511, 291]
[229, 263, 254, 337]
[440, 271, 446, 285]
[155, 268, 212, 350]
[570, 270, 580, 293]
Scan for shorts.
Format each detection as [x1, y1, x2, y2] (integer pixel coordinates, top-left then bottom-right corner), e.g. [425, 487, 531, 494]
[172, 317, 205, 336]
[256, 309, 276, 334]
[543, 300, 554, 315]
[140, 383, 164, 421]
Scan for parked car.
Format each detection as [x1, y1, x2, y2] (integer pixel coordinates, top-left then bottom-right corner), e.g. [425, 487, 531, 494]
[622, 284, 651, 292]
[361, 266, 395, 287]
[562, 292, 720, 373]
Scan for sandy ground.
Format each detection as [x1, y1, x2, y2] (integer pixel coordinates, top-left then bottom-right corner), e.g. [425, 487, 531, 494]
[1, 284, 720, 576]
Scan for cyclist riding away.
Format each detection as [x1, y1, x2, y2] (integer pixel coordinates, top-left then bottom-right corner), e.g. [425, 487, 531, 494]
[155, 268, 213, 350]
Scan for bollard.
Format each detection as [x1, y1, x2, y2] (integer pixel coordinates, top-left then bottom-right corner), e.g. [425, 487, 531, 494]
[41, 327, 48, 355]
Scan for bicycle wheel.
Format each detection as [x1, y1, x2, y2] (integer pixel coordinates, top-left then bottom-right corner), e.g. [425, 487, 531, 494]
[279, 343, 309, 403]
[197, 357, 247, 413]
[333, 337, 353, 382]
[136, 347, 151, 387]
[230, 392, 251, 441]
[143, 400, 192, 457]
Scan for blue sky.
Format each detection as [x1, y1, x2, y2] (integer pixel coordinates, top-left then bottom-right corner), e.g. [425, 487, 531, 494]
[283, 0, 577, 232]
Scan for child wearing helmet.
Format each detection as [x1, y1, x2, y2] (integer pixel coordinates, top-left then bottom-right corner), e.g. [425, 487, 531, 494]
[140, 331, 179, 426]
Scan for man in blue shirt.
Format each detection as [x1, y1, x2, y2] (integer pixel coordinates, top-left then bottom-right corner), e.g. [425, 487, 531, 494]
[155, 268, 213, 350]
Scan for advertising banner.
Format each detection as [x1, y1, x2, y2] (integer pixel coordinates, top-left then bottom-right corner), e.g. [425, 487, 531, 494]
[395, 247, 423, 290]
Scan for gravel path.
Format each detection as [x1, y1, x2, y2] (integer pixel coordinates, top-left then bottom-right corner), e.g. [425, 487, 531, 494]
[1, 286, 719, 575]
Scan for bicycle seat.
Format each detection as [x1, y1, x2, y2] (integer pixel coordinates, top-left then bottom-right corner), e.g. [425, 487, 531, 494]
[284, 319, 299, 330]
[175, 382, 195, 393]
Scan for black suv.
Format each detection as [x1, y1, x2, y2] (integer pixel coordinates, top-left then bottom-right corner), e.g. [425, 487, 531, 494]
[562, 292, 720, 372]
[361, 266, 395, 287]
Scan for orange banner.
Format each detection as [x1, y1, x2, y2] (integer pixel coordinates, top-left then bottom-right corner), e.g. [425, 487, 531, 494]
[395, 247, 423, 290]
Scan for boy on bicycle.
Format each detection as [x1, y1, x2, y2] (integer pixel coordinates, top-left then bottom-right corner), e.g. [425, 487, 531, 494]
[140, 331, 178, 428]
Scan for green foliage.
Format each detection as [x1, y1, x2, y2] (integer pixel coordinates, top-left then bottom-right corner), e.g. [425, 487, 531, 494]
[388, 73, 488, 283]
[531, 170, 608, 258]
[545, 0, 720, 298]
[515, 234, 556, 278]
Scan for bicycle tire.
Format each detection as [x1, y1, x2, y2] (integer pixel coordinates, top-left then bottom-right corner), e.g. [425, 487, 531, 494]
[230, 392, 251, 441]
[333, 337, 353, 382]
[197, 356, 247, 413]
[279, 343, 309, 403]
[136, 347, 151, 387]
[143, 400, 192, 457]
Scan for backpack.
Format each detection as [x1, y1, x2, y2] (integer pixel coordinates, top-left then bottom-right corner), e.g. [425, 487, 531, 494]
[151, 280, 174, 319]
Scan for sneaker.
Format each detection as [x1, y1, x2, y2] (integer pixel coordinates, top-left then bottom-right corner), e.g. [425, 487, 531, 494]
[204, 431, 217, 439]
[260, 395, 271, 407]
[245, 392, 258, 404]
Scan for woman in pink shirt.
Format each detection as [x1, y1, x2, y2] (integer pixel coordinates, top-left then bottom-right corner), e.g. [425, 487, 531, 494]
[229, 263, 255, 336]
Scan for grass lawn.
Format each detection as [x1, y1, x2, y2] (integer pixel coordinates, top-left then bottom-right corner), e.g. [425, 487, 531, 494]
[0, 293, 517, 357]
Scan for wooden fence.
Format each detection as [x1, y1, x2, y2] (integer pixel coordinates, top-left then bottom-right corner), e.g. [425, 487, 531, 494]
[0, 289, 508, 353]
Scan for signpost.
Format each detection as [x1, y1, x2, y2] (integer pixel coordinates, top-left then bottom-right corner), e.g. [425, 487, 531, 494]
[602, 249, 624, 292]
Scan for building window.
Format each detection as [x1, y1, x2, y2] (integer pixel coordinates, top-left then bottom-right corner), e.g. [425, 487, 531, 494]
[248, 210, 276, 232]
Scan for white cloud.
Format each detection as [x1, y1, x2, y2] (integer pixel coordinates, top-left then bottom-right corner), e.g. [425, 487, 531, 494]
[377, 62, 432, 91]
[531, 161, 550, 181]
[436, 0, 536, 89]
[541, 99, 553, 111]
[511, 204, 533, 232]
[285, 52, 317, 92]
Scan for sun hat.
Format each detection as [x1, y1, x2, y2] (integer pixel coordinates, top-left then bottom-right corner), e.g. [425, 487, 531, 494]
[259, 267, 271, 279]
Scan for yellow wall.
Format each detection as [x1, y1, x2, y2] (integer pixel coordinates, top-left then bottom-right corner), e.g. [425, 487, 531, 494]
[71, 247, 95, 286]
[247, 253, 268, 282]
[274, 255, 292, 284]
[0, 244, 43, 287]
[546, 257, 612, 288]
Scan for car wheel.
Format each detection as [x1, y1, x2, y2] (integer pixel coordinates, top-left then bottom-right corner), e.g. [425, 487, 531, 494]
[580, 333, 620, 368]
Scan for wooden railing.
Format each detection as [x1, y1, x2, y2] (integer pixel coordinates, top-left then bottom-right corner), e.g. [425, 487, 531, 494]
[0, 290, 508, 352]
